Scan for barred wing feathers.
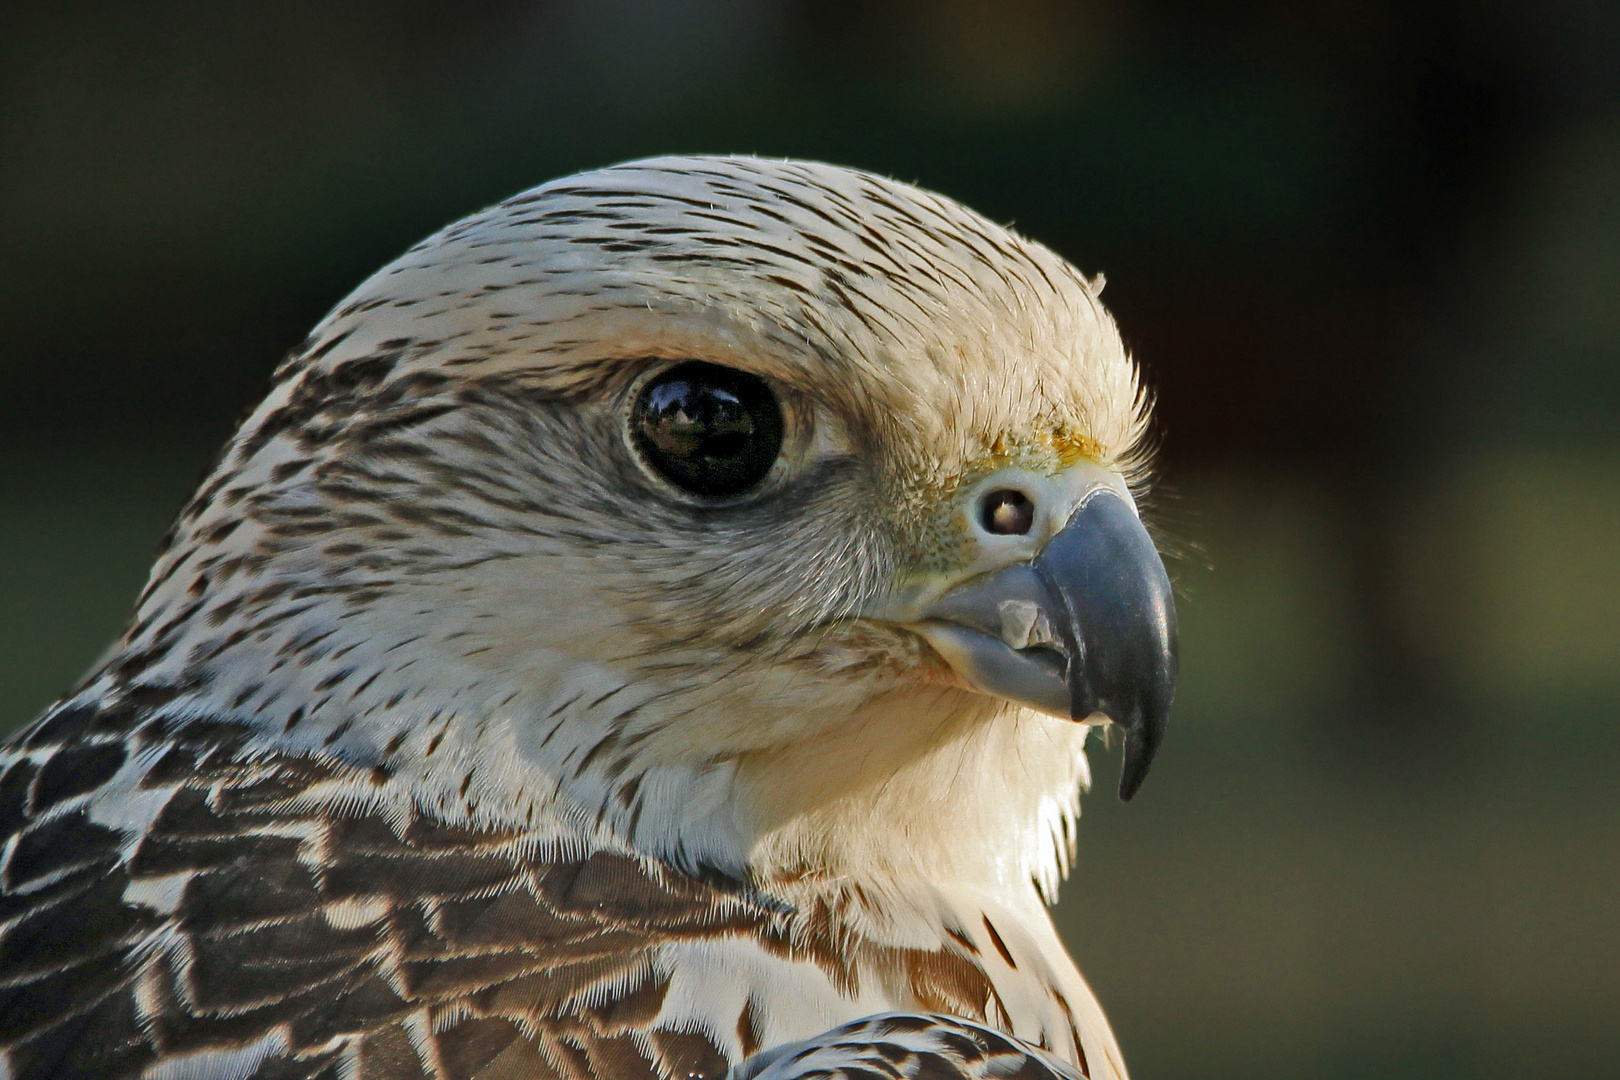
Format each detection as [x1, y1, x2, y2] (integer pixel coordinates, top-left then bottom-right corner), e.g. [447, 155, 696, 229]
[0, 700, 1047, 1080]
[739, 1014, 1085, 1080]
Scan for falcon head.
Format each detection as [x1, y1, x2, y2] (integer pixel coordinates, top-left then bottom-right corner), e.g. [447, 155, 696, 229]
[111, 157, 1175, 899]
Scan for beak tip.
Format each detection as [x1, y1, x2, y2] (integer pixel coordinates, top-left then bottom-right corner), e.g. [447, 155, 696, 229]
[1112, 707, 1168, 801]
[1116, 741, 1149, 801]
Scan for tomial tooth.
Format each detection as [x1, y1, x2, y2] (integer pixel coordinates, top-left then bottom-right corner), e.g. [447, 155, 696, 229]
[1028, 611, 1061, 649]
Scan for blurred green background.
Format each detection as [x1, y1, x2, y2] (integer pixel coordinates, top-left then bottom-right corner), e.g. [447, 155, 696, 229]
[2, 2, 1617, 1077]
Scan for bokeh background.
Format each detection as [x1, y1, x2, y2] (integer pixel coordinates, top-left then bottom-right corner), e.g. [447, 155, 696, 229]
[3, 2, 1617, 1077]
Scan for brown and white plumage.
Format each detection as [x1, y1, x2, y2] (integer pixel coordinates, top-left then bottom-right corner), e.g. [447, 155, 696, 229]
[0, 157, 1171, 1080]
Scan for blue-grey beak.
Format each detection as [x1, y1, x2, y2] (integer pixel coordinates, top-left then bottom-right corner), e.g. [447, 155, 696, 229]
[914, 489, 1177, 800]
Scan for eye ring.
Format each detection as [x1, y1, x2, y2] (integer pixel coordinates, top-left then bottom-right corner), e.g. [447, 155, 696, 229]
[630, 361, 785, 500]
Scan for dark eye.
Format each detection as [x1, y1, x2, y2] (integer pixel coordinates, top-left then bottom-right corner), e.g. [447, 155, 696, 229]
[631, 361, 784, 498]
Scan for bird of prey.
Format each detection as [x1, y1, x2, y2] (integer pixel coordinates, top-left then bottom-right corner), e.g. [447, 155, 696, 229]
[0, 156, 1176, 1080]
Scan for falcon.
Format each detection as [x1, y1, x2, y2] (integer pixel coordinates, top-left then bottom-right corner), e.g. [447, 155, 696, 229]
[0, 156, 1177, 1080]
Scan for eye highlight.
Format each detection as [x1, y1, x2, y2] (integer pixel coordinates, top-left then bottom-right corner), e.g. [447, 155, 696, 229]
[631, 362, 785, 499]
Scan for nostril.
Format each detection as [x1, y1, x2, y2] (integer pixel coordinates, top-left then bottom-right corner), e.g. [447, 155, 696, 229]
[980, 489, 1034, 536]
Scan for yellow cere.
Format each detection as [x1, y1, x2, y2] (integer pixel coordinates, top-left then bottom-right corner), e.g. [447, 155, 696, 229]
[900, 425, 1107, 574]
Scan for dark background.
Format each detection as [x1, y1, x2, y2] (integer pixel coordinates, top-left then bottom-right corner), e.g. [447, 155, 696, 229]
[3, 3, 1617, 1077]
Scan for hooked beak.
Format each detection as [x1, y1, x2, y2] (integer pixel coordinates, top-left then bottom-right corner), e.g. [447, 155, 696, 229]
[910, 489, 1178, 800]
